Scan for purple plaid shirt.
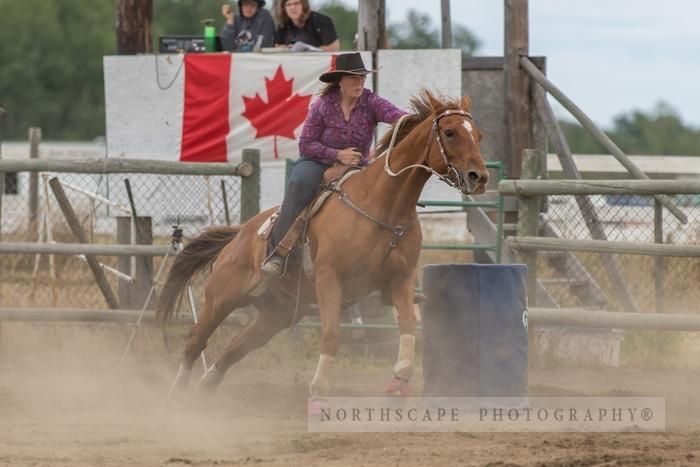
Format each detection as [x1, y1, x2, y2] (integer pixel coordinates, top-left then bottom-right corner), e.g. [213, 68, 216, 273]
[298, 88, 407, 166]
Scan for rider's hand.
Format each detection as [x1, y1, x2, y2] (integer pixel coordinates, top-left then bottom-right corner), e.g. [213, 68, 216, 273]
[222, 4, 235, 23]
[337, 148, 362, 166]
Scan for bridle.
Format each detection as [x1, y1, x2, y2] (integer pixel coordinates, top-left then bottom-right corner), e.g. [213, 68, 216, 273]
[327, 108, 476, 256]
[380, 109, 475, 191]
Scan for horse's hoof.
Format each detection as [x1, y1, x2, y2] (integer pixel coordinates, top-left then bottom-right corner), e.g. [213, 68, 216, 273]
[197, 364, 225, 392]
[168, 364, 192, 396]
[385, 375, 411, 397]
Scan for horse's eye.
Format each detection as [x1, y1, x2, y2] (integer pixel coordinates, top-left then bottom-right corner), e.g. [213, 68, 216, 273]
[444, 129, 454, 138]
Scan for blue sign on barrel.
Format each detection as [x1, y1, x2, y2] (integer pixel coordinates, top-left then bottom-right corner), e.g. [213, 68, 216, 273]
[421, 264, 528, 397]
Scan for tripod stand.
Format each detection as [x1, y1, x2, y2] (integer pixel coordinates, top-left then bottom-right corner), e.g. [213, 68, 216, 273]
[118, 225, 207, 370]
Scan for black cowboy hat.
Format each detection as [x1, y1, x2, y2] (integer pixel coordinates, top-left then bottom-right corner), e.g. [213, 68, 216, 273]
[238, 0, 265, 6]
[319, 53, 377, 83]
[238, 0, 265, 11]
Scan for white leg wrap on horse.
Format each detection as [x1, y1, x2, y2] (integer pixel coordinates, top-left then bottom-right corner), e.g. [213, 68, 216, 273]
[393, 334, 416, 379]
[168, 363, 192, 395]
[309, 354, 335, 396]
[197, 363, 225, 391]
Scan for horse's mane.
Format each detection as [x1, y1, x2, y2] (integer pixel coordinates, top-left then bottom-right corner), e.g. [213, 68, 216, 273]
[377, 89, 461, 155]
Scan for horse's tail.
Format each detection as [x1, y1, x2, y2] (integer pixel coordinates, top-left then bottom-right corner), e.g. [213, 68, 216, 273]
[155, 225, 241, 322]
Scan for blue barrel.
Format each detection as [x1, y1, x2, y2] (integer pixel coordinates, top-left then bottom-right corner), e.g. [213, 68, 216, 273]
[421, 264, 528, 397]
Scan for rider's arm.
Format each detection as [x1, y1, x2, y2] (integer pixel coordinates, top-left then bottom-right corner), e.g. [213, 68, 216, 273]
[298, 99, 338, 164]
[370, 92, 408, 124]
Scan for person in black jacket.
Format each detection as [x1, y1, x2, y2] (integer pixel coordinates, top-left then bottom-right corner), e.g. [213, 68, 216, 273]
[274, 0, 340, 51]
[221, 0, 275, 52]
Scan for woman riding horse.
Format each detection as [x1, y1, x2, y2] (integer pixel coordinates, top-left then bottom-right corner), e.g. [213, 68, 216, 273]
[262, 52, 407, 277]
[157, 80, 488, 400]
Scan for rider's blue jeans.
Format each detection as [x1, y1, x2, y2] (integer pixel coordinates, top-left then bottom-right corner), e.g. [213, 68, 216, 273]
[270, 157, 331, 250]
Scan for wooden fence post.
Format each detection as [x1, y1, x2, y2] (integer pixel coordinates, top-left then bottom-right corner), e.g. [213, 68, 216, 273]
[0, 107, 4, 349]
[28, 127, 41, 234]
[654, 200, 665, 313]
[441, 0, 452, 48]
[240, 149, 260, 222]
[504, 0, 531, 179]
[357, 0, 386, 52]
[116, 0, 153, 54]
[517, 149, 542, 305]
[49, 177, 119, 309]
[221, 180, 231, 226]
[117, 216, 153, 309]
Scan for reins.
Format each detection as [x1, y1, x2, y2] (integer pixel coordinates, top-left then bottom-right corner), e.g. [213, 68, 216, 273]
[324, 108, 473, 257]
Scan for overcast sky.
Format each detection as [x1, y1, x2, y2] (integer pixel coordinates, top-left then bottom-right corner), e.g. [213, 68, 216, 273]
[337, 0, 700, 128]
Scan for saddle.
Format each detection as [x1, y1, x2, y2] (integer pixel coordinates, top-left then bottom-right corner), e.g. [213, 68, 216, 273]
[257, 164, 362, 259]
[254, 163, 427, 306]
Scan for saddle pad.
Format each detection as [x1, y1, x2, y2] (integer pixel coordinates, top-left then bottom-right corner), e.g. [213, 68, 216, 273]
[257, 207, 280, 239]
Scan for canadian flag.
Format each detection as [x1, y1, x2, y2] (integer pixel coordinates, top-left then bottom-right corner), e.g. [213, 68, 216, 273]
[104, 52, 372, 162]
[181, 53, 342, 163]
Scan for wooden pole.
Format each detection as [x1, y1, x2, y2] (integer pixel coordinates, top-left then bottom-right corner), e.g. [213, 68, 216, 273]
[0, 242, 168, 256]
[528, 308, 700, 332]
[357, 0, 386, 51]
[117, 216, 153, 309]
[0, 106, 5, 243]
[240, 149, 260, 222]
[508, 236, 700, 257]
[116, 0, 153, 54]
[441, 0, 453, 48]
[221, 180, 231, 226]
[516, 149, 541, 305]
[532, 84, 639, 314]
[2, 306, 700, 332]
[499, 179, 700, 196]
[49, 177, 120, 309]
[520, 56, 687, 224]
[28, 127, 41, 232]
[503, 0, 531, 179]
[0, 158, 252, 176]
[0, 106, 4, 345]
[654, 200, 665, 313]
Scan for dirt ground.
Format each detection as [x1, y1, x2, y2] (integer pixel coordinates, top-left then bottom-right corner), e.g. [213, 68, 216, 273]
[0, 321, 699, 467]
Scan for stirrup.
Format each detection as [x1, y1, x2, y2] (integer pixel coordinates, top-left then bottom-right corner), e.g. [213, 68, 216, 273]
[261, 253, 286, 278]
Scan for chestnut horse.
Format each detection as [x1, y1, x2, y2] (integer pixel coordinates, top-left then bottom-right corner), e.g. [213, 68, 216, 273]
[156, 90, 488, 397]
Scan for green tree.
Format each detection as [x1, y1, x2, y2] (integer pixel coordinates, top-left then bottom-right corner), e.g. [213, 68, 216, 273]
[152, 0, 224, 42]
[611, 102, 700, 155]
[558, 120, 606, 154]
[560, 102, 700, 156]
[0, 0, 115, 140]
[317, 0, 357, 50]
[315, 2, 481, 55]
[387, 9, 480, 55]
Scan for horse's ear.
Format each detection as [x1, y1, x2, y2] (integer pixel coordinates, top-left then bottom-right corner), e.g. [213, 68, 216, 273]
[459, 94, 472, 111]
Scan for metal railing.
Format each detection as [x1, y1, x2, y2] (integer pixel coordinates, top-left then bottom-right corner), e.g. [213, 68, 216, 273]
[419, 161, 506, 262]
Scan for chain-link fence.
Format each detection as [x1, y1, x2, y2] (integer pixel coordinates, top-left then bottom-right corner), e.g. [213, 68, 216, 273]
[538, 193, 700, 313]
[0, 163, 257, 309]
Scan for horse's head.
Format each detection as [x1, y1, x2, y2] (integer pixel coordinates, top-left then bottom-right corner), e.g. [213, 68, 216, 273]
[423, 91, 489, 195]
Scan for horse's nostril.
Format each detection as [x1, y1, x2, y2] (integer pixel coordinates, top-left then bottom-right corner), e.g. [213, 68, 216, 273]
[467, 171, 480, 182]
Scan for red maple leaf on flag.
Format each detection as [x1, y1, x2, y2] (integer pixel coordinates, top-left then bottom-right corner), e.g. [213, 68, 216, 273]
[241, 65, 312, 159]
